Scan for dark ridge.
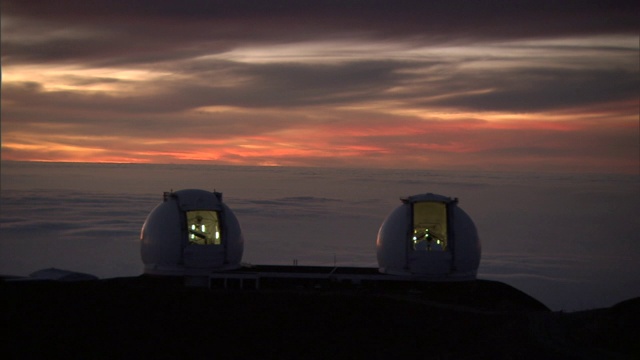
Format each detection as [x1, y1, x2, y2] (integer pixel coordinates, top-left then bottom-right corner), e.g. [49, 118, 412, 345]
[3, 276, 638, 359]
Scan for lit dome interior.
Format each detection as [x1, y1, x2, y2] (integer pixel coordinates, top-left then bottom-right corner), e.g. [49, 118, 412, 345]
[140, 189, 244, 275]
[376, 193, 481, 280]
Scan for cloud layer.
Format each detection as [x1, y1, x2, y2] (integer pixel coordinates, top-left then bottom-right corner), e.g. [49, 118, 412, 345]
[2, 0, 639, 172]
[1, 162, 639, 311]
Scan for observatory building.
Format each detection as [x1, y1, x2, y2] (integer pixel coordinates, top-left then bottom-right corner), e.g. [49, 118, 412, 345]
[376, 193, 481, 280]
[140, 189, 244, 275]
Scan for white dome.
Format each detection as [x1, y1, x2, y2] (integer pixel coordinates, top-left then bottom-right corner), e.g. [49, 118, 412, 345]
[376, 193, 481, 280]
[141, 189, 244, 275]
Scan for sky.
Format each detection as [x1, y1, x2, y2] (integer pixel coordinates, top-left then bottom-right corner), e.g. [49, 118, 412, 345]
[1, 0, 639, 173]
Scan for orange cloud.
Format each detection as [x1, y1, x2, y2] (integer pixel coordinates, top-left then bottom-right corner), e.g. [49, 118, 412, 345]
[2, 104, 637, 174]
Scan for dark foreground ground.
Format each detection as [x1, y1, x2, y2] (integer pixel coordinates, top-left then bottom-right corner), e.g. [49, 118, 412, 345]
[2, 276, 639, 359]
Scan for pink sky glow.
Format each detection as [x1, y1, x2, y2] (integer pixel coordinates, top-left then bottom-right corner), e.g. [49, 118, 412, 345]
[2, 1, 638, 173]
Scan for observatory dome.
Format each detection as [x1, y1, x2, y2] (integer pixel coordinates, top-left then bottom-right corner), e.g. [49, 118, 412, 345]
[141, 189, 244, 275]
[376, 193, 480, 280]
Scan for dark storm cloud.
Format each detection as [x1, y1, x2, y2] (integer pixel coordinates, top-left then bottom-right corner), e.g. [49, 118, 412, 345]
[2, 0, 638, 172]
[3, 0, 638, 65]
[2, 60, 415, 113]
[5, 54, 638, 114]
[3, 0, 638, 113]
[5, 1, 639, 37]
[1, 80, 317, 143]
[429, 68, 640, 112]
[168, 60, 413, 108]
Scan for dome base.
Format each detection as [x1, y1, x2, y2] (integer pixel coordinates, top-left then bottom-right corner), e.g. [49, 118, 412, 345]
[378, 267, 478, 281]
[143, 263, 242, 276]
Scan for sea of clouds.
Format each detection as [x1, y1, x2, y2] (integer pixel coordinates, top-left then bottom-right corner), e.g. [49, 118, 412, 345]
[1, 161, 638, 311]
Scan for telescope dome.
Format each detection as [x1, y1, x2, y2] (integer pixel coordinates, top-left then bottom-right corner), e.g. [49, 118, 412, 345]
[376, 193, 480, 280]
[141, 189, 244, 275]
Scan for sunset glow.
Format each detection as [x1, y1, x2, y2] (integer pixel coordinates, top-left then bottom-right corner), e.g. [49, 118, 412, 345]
[2, 1, 638, 173]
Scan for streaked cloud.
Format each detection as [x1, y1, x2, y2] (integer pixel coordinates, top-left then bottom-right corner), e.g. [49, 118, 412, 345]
[1, 0, 638, 173]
